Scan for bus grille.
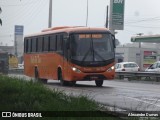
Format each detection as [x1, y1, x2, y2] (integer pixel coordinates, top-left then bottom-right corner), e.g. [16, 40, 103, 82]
[84, 74, 106, 80]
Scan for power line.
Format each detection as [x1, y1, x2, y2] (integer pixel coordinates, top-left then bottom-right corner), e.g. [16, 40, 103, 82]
[125, 25, 160, 29]
[1, 0, 45, 33]
[86, 0, 88, 27]
[0, 34, 14, 38]
[125, 16, 160, 24]
[0, 0, 42, 7]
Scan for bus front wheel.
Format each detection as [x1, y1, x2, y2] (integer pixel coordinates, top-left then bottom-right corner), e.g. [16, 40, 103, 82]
[70, 81, 76, 86]
[58, 70, 68, 86]
[95, 80, 103, 87]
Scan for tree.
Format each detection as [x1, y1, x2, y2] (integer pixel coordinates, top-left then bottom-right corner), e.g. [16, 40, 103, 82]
[0, 7, 2, 25]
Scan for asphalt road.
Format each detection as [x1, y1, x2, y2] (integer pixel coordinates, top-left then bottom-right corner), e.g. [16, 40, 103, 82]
[9, 74, 160, 111]
[46, 80, 160, 111]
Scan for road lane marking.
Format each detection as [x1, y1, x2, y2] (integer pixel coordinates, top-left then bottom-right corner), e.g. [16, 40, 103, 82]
[141, 98, 160, 102]
[126, 96, 160, 108]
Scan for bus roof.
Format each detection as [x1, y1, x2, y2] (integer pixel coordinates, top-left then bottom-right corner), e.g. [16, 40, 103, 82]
[25, 26, 111, 38]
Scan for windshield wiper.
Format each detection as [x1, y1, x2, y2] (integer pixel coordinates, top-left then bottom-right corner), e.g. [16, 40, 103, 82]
[93, 49, 105, 61]
[81, 49, 91, 64]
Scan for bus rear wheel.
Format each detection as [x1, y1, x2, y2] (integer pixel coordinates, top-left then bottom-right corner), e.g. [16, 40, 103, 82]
[34, 67, 39, 81]
[95, 80, 103, 87]
[34, 68, 47, 84]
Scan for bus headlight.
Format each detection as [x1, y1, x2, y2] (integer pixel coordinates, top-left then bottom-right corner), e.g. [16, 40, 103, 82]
[107, 66, 115, 72]
[72, 67, 81, 73]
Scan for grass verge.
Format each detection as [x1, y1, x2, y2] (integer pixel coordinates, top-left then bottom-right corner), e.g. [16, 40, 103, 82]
[0, 75, 119, 120]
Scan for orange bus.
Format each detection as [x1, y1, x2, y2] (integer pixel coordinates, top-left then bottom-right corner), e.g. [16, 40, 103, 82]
[24, 26, 115, 87]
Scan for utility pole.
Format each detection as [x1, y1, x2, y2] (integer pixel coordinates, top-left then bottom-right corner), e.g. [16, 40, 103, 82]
[136, 33, 143, 71]
[137, 33, 143, 48]
[0, 7, 2, 25]
[86, 0, 88, 27]
[105, 6, 109, 28]
[48, 0, 52, 28]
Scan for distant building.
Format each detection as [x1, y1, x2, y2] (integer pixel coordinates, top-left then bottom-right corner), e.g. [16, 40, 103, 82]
[116, 43, 160, 71]
[0, 45, 23, 63]
[0, 46, 14, 54]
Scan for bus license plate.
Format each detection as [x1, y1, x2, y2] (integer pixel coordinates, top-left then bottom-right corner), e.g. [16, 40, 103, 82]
[90, 76, 98, 80]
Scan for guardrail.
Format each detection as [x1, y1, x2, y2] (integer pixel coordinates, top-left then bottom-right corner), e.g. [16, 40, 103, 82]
[7, 69, 160, 82]
[8, 68, 24, 74]
[116, 71, 160, 81]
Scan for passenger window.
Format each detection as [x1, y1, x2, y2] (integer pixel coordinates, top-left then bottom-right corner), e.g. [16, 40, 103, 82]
[157, 63, 160, 68]
[49, 35, 56, 51]
[44, 36, 49, 52]
[37, 36, 43, 52]
[28, 39, 32, 53]
[25, 39, 29, 53]
[57, 35, 63, 51]
[32, 38, 37, 53]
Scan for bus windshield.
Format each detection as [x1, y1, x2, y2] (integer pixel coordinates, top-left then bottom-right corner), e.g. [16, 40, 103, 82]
[70, 33, 114, 62]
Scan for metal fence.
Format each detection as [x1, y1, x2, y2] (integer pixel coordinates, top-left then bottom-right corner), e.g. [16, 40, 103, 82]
[7, 69, 160, 82]
[8, 68, 24, 74]
[116, 71, 160, 81]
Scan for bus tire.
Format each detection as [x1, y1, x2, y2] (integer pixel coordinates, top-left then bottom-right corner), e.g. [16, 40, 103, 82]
[58, 69, 68, 86]
[95, 80, 103, 87]
[119, 75, 124, 79]
[70, 81, 76, 86]
[34, 67, 39, 81]
[40, 79, 47, 84]
[34, 67, 47, 84]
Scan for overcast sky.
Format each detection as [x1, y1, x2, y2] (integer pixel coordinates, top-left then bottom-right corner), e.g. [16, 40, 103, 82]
[0, 0, 160, 46]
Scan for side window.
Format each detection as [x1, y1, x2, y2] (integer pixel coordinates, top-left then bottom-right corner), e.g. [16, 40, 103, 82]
[32, 37, 37, 53]
[157, 63, 160, 68]
[57, 35, 63, 51]
[24, 38, 28, 53]
[37, 36, 43, 52]
[28, 38, 32, 53]
[44, 36, 49, 52]
[49, 35, 56, 51]
[35, 38, 38, 52]
[152, 63, 157, 69]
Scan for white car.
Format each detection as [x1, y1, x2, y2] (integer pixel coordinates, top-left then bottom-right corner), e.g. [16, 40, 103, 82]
[145, 61, 160, 72]
[115, 62, 140, 72]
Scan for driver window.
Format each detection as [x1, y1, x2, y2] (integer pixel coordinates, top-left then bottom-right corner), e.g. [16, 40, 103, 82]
[152, 63, 157, 69]
[157, 63, 160, 68]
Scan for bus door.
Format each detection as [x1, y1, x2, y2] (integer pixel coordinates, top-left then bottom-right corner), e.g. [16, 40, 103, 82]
[62, 35, 70, 80]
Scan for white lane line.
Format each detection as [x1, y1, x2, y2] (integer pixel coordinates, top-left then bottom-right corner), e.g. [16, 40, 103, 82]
[141, 98, 160, 102]
[125, 96, 160, 108]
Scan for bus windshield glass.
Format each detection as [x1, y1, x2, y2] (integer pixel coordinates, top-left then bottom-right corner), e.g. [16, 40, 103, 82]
[70, 33, 114, 62]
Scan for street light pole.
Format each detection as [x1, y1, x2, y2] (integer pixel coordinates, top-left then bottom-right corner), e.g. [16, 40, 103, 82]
[137, 33, 143, 48]
[86, 0, 88, 27]
[48, 0, 52, 28]
[105, 5, 109, 28]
